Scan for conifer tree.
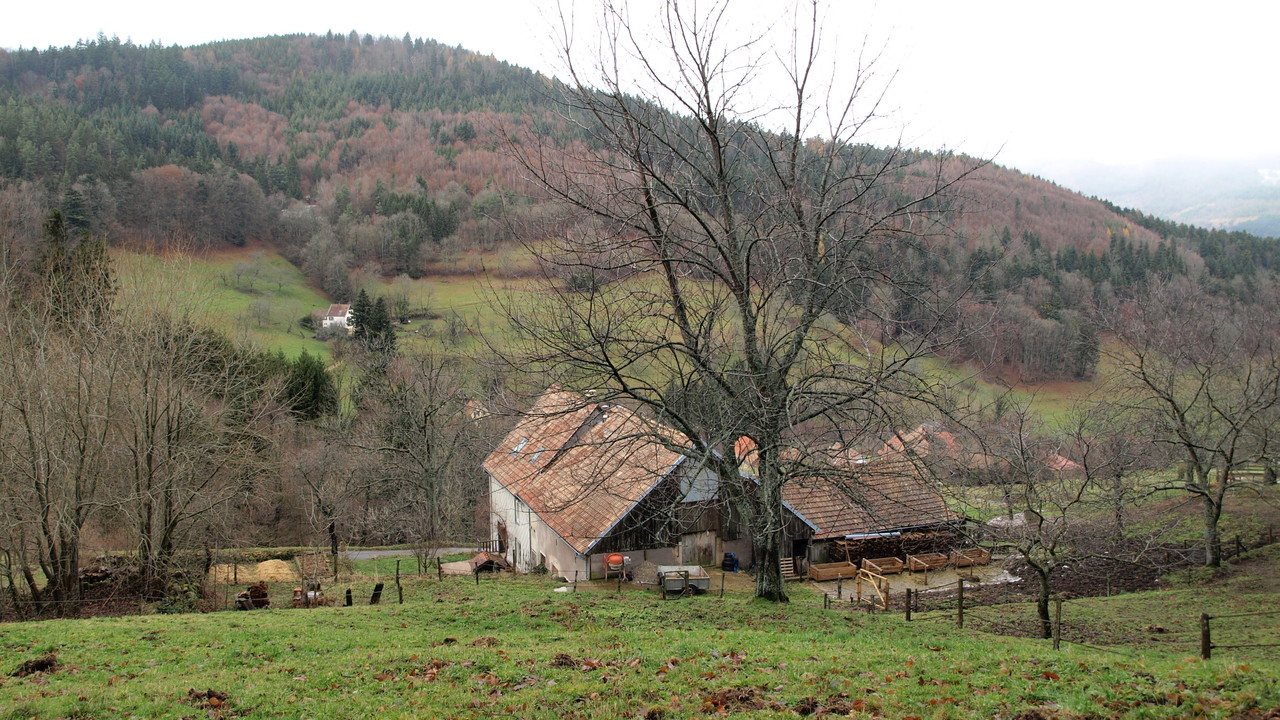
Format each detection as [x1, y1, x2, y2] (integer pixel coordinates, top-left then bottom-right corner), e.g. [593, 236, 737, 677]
[349, 288, 371, 340]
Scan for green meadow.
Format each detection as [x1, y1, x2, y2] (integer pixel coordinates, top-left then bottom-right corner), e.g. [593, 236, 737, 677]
[2, 565, 1277, 719]
[113, 247, 334, 361]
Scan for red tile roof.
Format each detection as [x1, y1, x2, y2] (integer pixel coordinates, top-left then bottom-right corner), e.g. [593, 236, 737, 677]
[483, 388, 689, 554]
[1044, 453, 1083, 472]
[781, 458, 957, 539]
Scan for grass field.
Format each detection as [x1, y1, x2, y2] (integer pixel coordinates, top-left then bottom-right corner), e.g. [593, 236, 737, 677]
[2, 562, 1277, 719]
[113, 246, 334, 361]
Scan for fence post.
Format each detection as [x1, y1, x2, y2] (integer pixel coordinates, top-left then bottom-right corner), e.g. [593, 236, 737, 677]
[837, 576, 843, 599]
[437, 558, 443, 582]
[1200, 612, 1212, 660]
[904, 588, 912, 622]
[1235, 535, 1243, 557]
[824, 593, 830, 610]
[1053, 598, 1063, 650]
[573, 570, 578, 593]
[720, 572, 725, 599]
[956, 578, 965, 629]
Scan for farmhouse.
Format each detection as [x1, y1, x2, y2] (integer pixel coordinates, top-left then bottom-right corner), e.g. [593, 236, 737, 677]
[484, 388, 748, 580]
[485, 388, 963, 580]
[320, 303, 352, 334]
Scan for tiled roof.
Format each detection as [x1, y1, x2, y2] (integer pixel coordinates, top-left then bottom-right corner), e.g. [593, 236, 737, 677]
[880, 424, 965, 460]
[483, 388, 689, 554]
[781, 458, 957, 539]
[1044, 453, 1083, 472]
[325, 304, 350, 318]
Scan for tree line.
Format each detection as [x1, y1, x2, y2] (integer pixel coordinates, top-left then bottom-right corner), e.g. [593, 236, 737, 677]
[0, 211, 498, 616]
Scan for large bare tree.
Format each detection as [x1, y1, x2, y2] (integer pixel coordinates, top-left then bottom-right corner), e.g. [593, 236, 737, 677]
[1108, 279, 1280, 567]
[112, 315, 282, 597]
[501, 0, 978, 600]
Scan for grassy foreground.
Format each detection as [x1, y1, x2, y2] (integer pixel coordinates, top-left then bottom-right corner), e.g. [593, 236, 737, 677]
[1, 576, 1276, 719]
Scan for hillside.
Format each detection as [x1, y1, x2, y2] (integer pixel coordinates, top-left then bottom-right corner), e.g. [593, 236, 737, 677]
[3, 33, 1280, 382]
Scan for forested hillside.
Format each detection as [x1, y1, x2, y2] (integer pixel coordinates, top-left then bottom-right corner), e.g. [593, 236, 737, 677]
[4, 32, 1279, 382]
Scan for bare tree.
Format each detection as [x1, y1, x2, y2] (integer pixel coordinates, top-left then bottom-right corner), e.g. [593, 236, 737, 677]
[971, 398, 1159, 638]
[355, 352, 494, 546]
[1108, 280, 1280, 567]
[0, 215, 120, 613]
[111, 315, 282, 597]
[499, 0, 978, 600]
[295, 432, 358, 572]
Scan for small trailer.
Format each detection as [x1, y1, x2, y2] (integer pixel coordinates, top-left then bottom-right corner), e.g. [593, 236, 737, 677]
[657, 565, 711, 597]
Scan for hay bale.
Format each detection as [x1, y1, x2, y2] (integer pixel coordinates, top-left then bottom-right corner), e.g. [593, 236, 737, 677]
[211, 559, 299, 583]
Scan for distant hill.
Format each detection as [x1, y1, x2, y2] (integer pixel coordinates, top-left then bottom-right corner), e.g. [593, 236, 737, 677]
[2, 33, 1278, 383]
[1036, 156, 1280, 238]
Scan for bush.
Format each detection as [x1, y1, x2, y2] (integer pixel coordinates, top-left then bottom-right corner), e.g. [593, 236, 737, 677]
[155, 582, 203, 615]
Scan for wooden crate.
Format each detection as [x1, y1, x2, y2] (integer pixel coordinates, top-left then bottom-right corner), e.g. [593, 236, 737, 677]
[906, 552, 948, 572]
[808, 561, 859, 582]
[950, 547, 991, 568]
[861, 556, 904, 575]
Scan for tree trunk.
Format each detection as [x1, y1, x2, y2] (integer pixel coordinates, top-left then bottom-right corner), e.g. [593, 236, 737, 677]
[1202, 493, 1223, 567]
[752, 480, 789, 602]
[1033, 564, 1052, 639]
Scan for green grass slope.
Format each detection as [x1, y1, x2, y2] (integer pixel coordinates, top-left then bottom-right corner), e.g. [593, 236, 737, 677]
[1, 576, 1275, 719]
[114, 246, 333, 360]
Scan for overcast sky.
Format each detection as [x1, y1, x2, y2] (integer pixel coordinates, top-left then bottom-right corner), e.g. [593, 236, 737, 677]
[3, 1, 1275, 180]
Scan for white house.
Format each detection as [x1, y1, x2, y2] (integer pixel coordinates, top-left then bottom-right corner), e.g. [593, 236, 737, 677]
[320, 304, 352, 334]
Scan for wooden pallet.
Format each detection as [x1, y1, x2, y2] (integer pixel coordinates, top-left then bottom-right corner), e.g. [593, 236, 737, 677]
[780, 557, 802, 581]
[809, 561, 859, 582]
[861, 557, 904, 575]
[950, 547, 991, 568]
[906, 552, 948, 572]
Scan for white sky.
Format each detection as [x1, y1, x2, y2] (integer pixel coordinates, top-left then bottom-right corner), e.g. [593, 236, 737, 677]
[3, 1, 1276, 178]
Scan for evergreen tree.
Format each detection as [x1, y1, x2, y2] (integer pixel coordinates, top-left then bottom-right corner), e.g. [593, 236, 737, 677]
[285, 350, 338, 420]
[366, 296, 396, 353]
[349, 288, 371, 340]
[36, 209, 115, 327]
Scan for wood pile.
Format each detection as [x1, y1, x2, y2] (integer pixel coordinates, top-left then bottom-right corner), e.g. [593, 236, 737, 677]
[235, 581, 271, 610]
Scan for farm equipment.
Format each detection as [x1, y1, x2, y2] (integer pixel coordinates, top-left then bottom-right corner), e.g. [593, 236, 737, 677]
[657, 565, 711, 598]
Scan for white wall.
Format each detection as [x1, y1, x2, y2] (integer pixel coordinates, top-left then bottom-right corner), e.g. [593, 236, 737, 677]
[488, 474, 586, 581]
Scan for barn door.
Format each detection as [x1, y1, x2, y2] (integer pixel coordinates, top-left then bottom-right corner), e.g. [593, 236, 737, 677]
[680, 530, 716, 566]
